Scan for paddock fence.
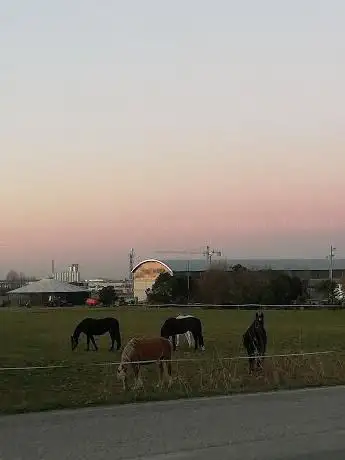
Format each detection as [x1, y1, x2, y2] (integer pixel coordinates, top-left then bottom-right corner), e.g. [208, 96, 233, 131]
[146, 303, 344, 310]
[1, 302, 344, 311]
[0, 350, 339, 372]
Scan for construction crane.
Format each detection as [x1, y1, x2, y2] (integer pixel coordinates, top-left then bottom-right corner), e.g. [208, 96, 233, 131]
[155, 245, 222, 267]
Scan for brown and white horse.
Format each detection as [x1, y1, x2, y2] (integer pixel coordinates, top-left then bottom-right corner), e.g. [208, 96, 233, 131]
[117, 337, 173, 390]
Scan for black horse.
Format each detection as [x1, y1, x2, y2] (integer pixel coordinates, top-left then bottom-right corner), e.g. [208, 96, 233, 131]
[243, 312, 267, 373]
[160, 316, 205, 351]
[70, 317, 121, 351]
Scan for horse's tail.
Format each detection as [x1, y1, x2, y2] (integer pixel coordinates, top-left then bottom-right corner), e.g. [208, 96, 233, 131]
[116, 331, 122, 350]
[160, 338, 173, 376]
[194, 318, 204, 348]
[111, 320, 122, 349]
[242, 330, 251, 354]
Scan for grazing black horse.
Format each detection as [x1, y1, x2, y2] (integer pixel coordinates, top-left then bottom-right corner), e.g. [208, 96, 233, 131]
[160, 316, 205, 351]
[71, 317, 121, 351]
[243, 312, 267, 373]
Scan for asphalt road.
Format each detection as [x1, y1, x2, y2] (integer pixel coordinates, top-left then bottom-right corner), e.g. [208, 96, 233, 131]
[1, 386, 345, 460]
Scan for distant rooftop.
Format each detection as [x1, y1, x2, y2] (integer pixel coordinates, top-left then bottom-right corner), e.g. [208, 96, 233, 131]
[8, 278, 89, 294]
[161, 258, 345, 272]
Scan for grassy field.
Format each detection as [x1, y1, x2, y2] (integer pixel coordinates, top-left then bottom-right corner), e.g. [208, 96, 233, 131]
[1, 307, 345, 415]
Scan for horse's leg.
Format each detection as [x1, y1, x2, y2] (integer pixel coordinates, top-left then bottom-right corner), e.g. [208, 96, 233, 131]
[249, 355, 255, 373]
[198, 331, 205, 351]
[257, 349, 265, 371]
[156, 361, 164, 388]
[172, 335, 177, 351]
[86, 335, 91, 351]
[250, 343, 258, 373]
[166, 360, 173, 388]
[116, 330, 122, 350]
[109, 331, 115, 351]
[191, 331, 198, 350]
[176, 334, 180, 347]
[186, 331, 192, 348]
[132, 364, 143, 390]
[90, 335, 98, 351]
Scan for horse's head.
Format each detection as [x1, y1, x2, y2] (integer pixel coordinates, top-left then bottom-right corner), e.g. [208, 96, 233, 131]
[258, 312, 264, 326]
[70, 335, 78, 351]
[254, 312, 264, 329]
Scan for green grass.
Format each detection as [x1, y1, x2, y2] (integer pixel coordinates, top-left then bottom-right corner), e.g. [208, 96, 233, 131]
[1, 307, 345, 415]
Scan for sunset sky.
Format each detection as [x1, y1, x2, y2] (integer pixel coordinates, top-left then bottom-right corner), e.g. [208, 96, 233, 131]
[1, 0, 345, 279]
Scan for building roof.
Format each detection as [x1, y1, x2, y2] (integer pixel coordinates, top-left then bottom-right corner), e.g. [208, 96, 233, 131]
[160, 258, 345, 272]
[8, 278, 89, 294]
[161, 259, 208, 272]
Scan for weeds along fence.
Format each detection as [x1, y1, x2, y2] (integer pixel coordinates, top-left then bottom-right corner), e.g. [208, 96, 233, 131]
[1, 350, 345, 414]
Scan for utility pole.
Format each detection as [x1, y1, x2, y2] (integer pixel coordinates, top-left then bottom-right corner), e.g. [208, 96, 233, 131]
[328, 245, 336, 283]
[327, 245, 336, 305]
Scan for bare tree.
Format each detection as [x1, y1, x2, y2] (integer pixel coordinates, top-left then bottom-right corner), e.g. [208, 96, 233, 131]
[6, 270, 20, 281]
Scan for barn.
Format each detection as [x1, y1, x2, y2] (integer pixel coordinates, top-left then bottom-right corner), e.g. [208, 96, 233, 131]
[7, 278, 90, 306]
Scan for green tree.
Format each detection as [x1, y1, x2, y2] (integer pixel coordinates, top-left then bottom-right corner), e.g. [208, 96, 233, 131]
[231, 264, 248, 273]
[196, 268, 232, 304]
[147, 272, 192, 304]
[6, 270, 19, 281]
[98, 286, 118, 306]
[267, 274, 307, 305]
[315, 279, 338, 304]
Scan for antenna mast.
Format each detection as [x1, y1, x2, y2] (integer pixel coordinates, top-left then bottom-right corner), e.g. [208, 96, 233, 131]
[129, 248, 135, 298]
[203, 245, 222, 266]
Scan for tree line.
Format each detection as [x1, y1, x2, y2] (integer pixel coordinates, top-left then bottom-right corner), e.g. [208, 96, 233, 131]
[146, 264, 309, 305]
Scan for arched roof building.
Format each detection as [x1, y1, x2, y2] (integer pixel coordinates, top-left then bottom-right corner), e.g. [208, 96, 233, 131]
[131, 258, 208, 302]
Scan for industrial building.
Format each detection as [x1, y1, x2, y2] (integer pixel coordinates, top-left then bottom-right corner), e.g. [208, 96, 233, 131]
[85, 279, 130, 297]
[53, 264, 80, 283]
[131, 258, 345, 302]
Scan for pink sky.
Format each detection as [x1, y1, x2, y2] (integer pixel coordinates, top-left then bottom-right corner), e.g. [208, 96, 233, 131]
[1, 1, 345, 278]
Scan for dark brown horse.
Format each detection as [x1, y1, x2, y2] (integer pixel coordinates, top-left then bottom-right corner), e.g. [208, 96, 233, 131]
[70, 317, 121, 351]
[160, 316, 205, 351]
[243, 312, 267, 373]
